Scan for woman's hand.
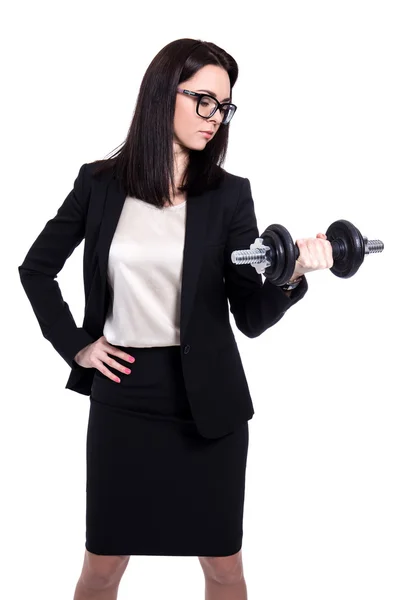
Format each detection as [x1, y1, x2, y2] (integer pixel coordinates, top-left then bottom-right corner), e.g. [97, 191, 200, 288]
[73, 335, 135, 383]
[291, 232, 334, 279]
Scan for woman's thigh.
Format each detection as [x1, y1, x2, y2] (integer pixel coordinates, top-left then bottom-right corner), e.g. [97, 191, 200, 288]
[79, 548, 130, 589]
[198, 549, 244, 584]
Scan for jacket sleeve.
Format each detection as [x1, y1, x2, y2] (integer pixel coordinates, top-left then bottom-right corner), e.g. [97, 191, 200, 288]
[18, 163, 96, 368]
[223, 177, 308, 338]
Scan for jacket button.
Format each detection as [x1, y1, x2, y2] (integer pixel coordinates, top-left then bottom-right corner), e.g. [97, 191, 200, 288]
[184, 344, 191, 354]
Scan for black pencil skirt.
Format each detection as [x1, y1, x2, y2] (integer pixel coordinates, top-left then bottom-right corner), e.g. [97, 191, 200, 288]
[86, 344, 249, 557]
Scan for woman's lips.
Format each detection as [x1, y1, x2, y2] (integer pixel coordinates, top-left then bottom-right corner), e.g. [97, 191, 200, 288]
[199, 131, 212, 139]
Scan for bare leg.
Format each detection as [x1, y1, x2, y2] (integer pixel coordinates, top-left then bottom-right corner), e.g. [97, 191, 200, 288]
[73, 549, 130, 600]
[198, 549, 248, 600]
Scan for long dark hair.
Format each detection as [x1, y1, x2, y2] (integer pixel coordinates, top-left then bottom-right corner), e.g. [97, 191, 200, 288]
[92, 38, 239, 208]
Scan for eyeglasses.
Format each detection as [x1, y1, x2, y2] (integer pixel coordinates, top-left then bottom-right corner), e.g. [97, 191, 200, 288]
[176, 88, 237, 125]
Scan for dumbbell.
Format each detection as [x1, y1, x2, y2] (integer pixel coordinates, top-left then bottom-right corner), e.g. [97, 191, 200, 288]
[231, 219, 384, 286]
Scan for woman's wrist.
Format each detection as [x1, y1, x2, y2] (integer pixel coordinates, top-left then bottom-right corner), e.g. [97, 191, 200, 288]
[277, 272, 304, 296]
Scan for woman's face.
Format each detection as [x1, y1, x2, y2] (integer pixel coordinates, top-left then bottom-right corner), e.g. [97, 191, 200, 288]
[173, 64, 231, 152]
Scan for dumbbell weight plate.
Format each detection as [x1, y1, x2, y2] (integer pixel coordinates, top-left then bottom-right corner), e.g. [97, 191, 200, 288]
[325, 219, 365, 278]
[260, 224, 297, 286]
[259, 228, 285, 284]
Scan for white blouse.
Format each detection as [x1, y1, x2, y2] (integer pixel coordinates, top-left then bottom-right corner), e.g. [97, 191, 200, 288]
[102, 196, 187, 348]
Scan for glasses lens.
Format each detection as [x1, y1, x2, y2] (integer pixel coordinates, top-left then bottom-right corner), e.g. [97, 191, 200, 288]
[221, 105, 236, 124]
[198, 96, 236, 124]
[198, 96, 218, 118]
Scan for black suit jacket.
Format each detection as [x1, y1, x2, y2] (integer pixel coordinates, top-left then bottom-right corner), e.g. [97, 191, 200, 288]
[18, 161, 308, 438]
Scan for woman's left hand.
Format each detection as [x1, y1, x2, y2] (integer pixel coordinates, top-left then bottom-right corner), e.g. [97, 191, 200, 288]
[291, 233, 334, 279]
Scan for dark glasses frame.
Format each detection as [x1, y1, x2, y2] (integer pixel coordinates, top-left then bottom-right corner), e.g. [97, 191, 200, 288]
[176, 87, 237, 124]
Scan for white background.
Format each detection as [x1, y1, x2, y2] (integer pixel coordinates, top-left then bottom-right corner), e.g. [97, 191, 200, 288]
[2, 1, 398, 598]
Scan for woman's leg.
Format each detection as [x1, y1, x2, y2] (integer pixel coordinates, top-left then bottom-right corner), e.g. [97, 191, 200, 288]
[198, 549, 248, 599]
[73, 549, 130, 600]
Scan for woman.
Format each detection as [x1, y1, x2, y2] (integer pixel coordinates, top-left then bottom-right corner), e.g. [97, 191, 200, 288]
[18, 38, 333, 600]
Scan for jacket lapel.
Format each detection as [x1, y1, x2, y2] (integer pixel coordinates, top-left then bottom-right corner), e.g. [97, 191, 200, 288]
[94, 172, 214, 343]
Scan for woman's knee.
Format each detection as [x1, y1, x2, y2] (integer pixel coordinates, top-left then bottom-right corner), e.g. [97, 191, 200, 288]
[198, 549, 244, 585]
[79, 549, 130, 591]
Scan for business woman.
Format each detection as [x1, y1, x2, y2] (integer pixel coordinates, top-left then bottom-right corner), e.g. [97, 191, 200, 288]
[18, 38, 333, 600]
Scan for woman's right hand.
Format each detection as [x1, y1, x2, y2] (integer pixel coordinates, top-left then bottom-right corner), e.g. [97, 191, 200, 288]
[73, 336, 135, 383]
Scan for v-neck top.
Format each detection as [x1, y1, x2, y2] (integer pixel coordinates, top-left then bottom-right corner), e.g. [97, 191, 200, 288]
[102, 195, 187, 347]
